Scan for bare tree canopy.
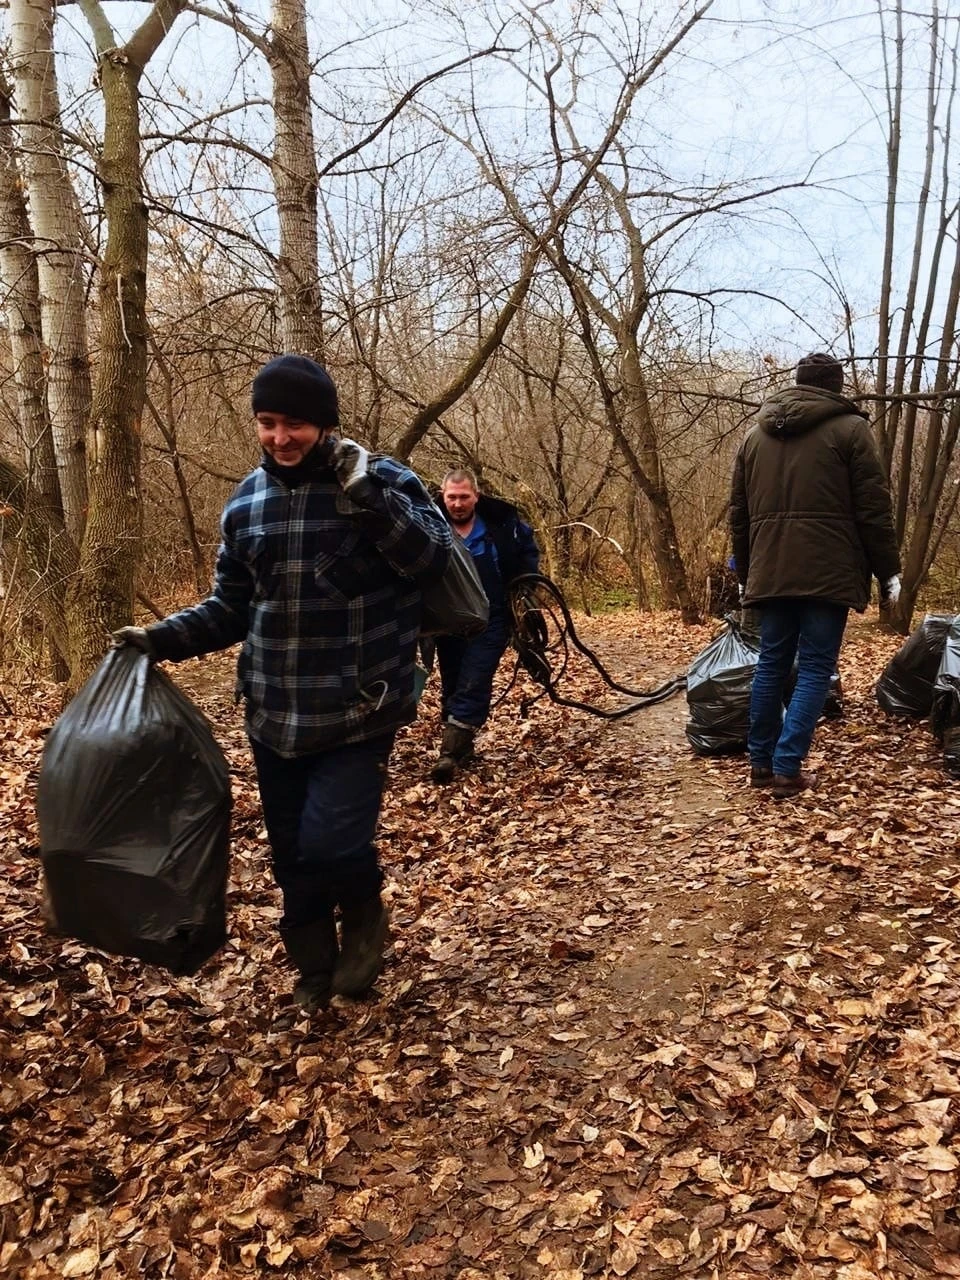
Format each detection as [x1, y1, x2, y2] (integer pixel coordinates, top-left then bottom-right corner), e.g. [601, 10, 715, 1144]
[1, 0, 959, 682]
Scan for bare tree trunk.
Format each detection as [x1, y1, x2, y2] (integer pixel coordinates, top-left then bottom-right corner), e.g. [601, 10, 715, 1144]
[145, 342, 208, 593]
[8, 0, 91, 542]
[625, 492, 649, 611]
[868, 1, 960, 633]
[0, 72, 74, 671]
[65, 0, 187, 685]
[890, 4, 940, 540]
[0, 75, 62, 525]
[874, 0, 904, 473]
[268, 0, 323, 358]
[889, 221, 960, 633]
[620, 346, 701, 622]
[0, 457, 76, 665]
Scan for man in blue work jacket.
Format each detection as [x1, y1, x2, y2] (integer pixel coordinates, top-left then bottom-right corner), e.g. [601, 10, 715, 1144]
[432, 468, 540, 782]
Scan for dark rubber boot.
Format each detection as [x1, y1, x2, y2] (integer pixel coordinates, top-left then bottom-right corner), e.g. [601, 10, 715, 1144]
[280, 915, 338, 1012]
[333, 895, 390, 998]
[430, 723, 476, 784]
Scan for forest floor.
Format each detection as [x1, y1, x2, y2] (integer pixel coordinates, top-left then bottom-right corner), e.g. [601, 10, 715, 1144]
[2, 610, 959, 1280]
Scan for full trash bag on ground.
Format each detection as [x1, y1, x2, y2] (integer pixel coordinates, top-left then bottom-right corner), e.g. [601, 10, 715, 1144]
[686, 614, 843, 756]
[876, 613, 955, 718]
[37, 647, 231, 975]
[686, 615, 761, 755]
[931, 617, 960, 777]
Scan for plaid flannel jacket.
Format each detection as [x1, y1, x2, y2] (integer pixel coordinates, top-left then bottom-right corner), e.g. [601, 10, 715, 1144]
[148, 455, 451, 757]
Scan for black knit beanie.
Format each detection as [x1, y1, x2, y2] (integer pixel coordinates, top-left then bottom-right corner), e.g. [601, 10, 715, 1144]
[251, 355, 339, 427]
[795, 352, 844, 394]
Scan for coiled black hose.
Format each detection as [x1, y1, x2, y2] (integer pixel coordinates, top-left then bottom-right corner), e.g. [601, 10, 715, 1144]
[504, 573, 686, 719]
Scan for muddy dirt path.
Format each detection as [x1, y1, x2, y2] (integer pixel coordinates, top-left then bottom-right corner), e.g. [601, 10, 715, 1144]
[490, 615, 918, 1036]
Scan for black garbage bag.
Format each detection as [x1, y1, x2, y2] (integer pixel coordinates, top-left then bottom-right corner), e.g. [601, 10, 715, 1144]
[686, 614, 844, 756]
[931, 618, 960, 777]
[822, 671, 845, 719]
[876, 613, 955, 718]
[37, 647, 231, 975]
[685, 615, 760, 755]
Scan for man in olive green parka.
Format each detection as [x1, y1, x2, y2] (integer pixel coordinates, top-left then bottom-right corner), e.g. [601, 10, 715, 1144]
[730, 353, 900, 799]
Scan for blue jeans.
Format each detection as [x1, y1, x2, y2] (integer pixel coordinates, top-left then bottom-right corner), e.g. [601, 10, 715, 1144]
[748, 601, 848, 778]
[250, 733, 395, 928]
[435, 613, 510, 728]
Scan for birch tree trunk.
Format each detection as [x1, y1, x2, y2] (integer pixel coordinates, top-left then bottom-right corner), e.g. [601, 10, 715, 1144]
[0, 72, 73, 670]
[8, 0, 91, 543]
[0, 74, 62, 527]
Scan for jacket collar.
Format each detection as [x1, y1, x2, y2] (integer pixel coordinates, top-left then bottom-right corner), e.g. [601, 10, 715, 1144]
[260, 445, 334, 488]
[475, 492, 519, 526]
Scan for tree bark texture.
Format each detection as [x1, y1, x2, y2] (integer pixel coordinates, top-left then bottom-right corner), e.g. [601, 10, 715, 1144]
[0, 77, 63, 527]
[66, 51, 151, 683]
[0, 74, 74, 666]
[8, 0, 91, 543]
[619, 345, 701, 623]
[0, 456, 76, 664]
[268, 0, 323, 359]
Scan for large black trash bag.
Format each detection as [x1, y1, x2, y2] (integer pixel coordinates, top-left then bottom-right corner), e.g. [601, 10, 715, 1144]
[822, 671, 844, 719]
[686, 614, 844, 755]
[37, 647, 231, 975]
[876, 613, 955, 718]
[931, 618, 960, 777]
[685, 615, 760, 755]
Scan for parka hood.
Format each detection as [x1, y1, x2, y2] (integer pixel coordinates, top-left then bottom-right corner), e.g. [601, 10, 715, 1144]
[756, 386, 868, 438]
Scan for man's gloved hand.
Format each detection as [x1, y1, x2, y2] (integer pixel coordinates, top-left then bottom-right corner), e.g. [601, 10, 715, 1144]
[738, 582, 746, 603]
[111, 626, 156, 658]
[331, 437, 382, 508]
[881, 575, 902, 605]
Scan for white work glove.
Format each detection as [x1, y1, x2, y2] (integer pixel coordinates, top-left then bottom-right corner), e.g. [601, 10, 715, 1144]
[332, 438, 368, 488]
[111, 626, 156, 658]
[331, 437, 381, 508]
[881, 575, 902, 605]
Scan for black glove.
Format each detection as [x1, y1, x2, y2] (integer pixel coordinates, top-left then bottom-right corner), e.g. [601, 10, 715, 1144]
[111, 626, 156, 659]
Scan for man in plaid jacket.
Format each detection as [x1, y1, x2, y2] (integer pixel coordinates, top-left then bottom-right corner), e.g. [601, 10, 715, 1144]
[114, 355, 451, 1012]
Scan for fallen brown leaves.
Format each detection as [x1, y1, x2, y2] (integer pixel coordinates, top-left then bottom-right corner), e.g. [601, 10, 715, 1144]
[1, 611, 958, 1279]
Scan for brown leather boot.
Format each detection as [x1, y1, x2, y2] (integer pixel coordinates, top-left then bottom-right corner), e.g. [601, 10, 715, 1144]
[430, 723, 476, 784]
[771, 770, 817, 800]
[750, 766, 774, 788]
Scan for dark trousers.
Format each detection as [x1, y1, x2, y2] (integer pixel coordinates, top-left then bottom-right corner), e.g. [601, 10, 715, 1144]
[250, 733, 395, 928]
[435, 614, 510, 728]
[748, 601, 848, 777]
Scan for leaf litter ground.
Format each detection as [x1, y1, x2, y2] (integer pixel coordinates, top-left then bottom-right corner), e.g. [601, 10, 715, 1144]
[1, 612, 959, 1279]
